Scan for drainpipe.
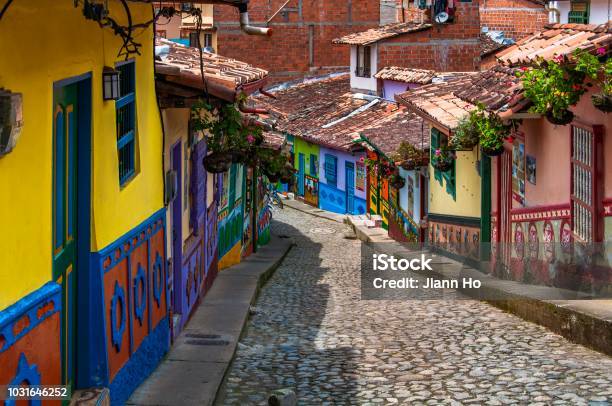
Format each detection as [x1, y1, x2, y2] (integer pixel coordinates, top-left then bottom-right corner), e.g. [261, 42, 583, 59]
[238, 101, 269, 114]
[238, 3, 272, 36]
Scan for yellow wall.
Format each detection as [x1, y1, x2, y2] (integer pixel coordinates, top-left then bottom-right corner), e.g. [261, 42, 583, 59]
[0, 0, 164, 310]
[429, 148, 481, 219]
[219, 241, 242, 270]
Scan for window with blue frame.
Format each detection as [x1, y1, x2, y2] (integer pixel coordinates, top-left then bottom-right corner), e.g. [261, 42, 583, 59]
[116, 61, 137, 185]
[310, 154, 318, 177]
[324, 154, 337, 187]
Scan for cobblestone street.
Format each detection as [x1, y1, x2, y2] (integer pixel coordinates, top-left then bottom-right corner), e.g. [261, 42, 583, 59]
[216, 208, 612, 405]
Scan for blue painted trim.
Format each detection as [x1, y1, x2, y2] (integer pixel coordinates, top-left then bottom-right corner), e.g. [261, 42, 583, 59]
[53, 72, 93, 89]
[98, 208, 166, 273]
[72, 76, 96, 390]
[133, 264, 147, 325]
[110, 282, 126, 352]
[116, 93, 135, 109]
[0, 282, 61, 353]
[117, 130, 134, 148]
[6, 354, 41, 406]
[109, 317, 169, 406]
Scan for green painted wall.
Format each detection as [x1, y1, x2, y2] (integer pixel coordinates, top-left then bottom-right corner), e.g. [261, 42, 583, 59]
[293, 137, 320, 177]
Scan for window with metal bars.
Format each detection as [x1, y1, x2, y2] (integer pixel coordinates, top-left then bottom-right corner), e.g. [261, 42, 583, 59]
[116, 61, 137, 185]
[571, 124, 603, 242]
[568, 1, 589, 23]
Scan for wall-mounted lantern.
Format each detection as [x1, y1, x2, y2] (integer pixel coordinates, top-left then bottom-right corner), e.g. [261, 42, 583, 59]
[0, 89, 23, 158]
[103, 67, 121, 101]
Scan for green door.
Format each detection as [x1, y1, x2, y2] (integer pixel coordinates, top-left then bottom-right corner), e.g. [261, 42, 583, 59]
[52, 83, 78, 392]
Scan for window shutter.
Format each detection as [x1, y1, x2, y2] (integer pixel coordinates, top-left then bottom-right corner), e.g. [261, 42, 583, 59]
[325, 154, 337, 186]
[431, 128, 442, 185]
[310, 154, 318, 176]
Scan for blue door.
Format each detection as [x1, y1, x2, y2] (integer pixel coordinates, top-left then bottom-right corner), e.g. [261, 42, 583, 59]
[298, 153, 305, 196]
[346, 162, 355, 214]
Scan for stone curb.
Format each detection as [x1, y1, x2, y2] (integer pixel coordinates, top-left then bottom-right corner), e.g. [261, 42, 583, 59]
[127, 235, 294, 406]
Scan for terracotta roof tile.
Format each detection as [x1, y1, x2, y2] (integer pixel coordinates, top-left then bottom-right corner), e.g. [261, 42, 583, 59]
[361, 111, 430, 156]
[480, 33, 508, 57]
[332, 22, 432, 46]
[374, 67, 436, 84]
[396, 67, 523, 130]
[253, 75, 422, 151]
[496, 22, 612, 65]
[155, 38, 268, 94]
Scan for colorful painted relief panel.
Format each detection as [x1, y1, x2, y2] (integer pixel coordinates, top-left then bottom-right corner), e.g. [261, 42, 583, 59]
[428, 218, 481, 261]
[389, 202, 419, 243]
[489, 204, 611, 292]
[96, 209, 169, 405]
[380, 178, 390, 230]
[304, 175, 319, 207]
[242, 168, 254, 258]
[0, 283, 62, 398]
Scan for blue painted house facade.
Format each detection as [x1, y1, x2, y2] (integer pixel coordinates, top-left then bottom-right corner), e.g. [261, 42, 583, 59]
[318, 146, 368, 215]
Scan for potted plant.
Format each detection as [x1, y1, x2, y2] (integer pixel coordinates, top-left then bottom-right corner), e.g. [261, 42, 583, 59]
[390, 172, 406, 189]
[393, 142, 426, 170]
[431, 148, 455, 172]
[450, 114, 480, 150]
[366, 158, 395, 179]
[574, 48, 612, 113]
[518, 56, 586, 125]
[191, 100, 262, 173]
[467, 103, 513, 157]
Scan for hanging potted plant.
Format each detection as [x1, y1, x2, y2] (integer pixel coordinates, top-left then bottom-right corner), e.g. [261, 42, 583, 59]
[393, 142, 427, 170]
[518, 55, 586, 125]
[470, 104, 513, 157]
[390, 171, 406, 189]
[574, 47, 612, 113]
[431, 148, 455, 172]
[191, 100, 262, 173]
[366, 158, 395, 179]
[450, 113, 480, 150]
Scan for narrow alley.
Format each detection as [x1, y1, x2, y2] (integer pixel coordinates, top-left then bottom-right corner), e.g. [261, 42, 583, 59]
[217, 208, 612, 405]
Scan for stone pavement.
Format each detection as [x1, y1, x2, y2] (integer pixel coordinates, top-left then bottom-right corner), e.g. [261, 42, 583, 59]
[216, 209, 612, 405]
[127, 236, 293, 406]
[346, 216, 612, 356]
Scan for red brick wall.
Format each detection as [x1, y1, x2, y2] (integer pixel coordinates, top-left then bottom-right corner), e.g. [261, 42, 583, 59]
[214, 0, 380, 83]
[480, 0, 548, 41]
[378, 1, 481, 72]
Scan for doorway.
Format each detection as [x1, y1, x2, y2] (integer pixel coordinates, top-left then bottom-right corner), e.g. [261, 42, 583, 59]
[346, 162, 355, 214]
[52, 74, 91, 392]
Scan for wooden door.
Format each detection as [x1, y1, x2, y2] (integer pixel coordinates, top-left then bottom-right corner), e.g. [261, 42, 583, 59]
[346, 162, 355, 214]
[52, 83, 78, 391]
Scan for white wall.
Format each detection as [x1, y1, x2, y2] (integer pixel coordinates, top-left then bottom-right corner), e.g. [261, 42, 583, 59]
[552, 0, 610, 24]
[398, 168, 422, 226]
[350, 44, 378, 95]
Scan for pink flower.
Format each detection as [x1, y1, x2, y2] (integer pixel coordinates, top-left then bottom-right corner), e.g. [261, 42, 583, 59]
[435, 149, 441, 156]
[520, 66, 529, 72]
[359, 156, 365, 163]
[553, 54, 564, 64]
[247, 135, 255, 144]
[597, 47, 607, 56]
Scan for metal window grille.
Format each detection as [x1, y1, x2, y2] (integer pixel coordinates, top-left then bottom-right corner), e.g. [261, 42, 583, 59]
[571, 125, 602, 242]
[116, 61, 136, 185]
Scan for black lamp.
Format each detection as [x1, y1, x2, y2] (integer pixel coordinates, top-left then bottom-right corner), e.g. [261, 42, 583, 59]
[103, 67, 121, 101]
